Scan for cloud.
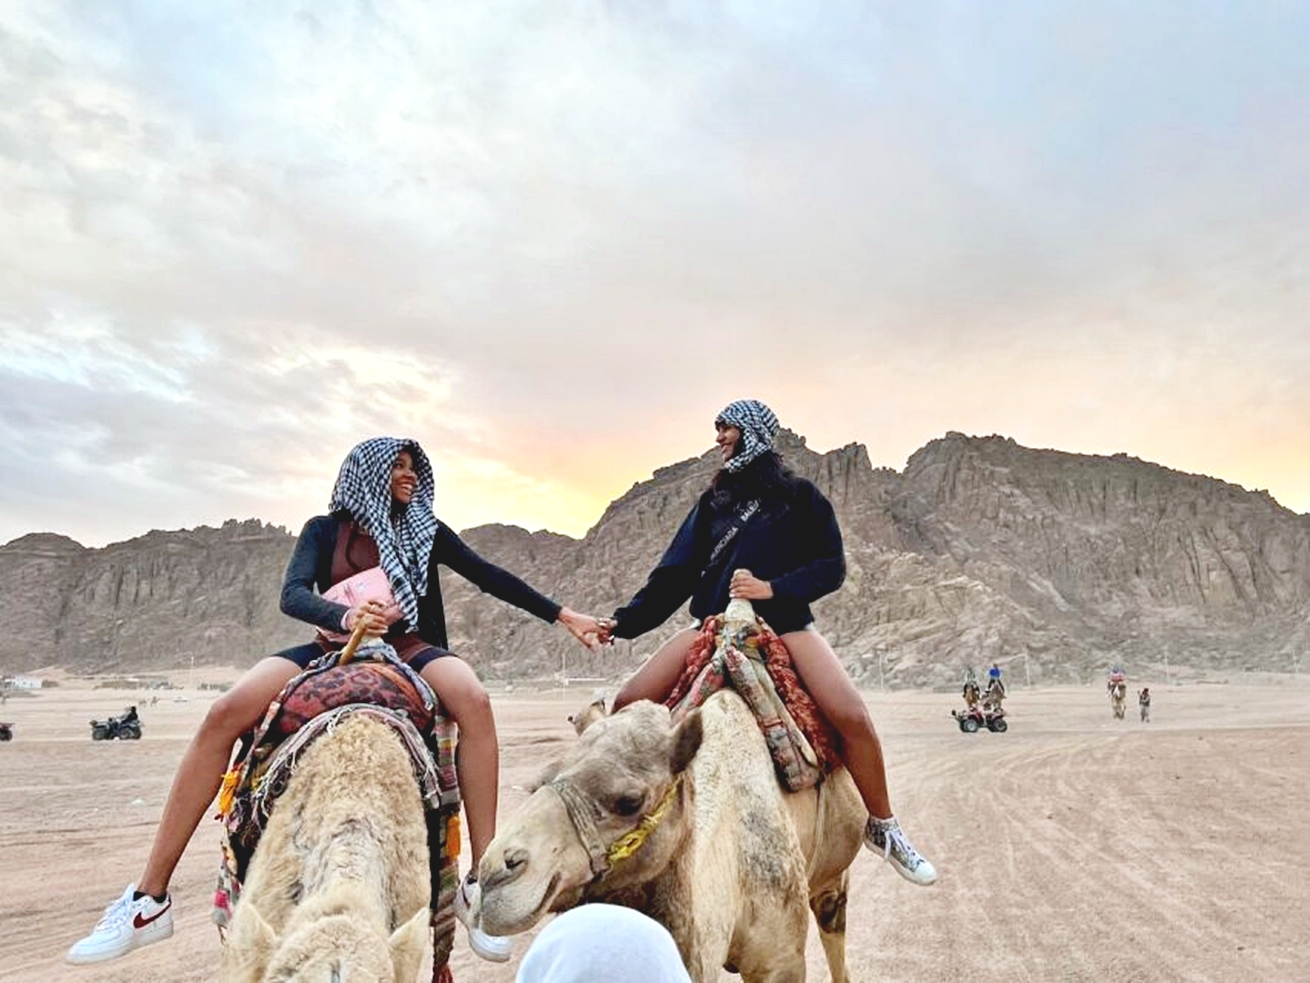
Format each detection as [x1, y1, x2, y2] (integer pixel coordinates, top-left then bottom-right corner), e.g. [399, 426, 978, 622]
[2, 1, 1309, 547]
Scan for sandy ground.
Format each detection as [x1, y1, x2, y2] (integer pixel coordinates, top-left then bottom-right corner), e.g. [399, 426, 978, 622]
[2, 675, 1308, 983]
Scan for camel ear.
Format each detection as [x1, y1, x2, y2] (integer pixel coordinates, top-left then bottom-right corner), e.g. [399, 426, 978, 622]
[669, 708, 703, 775]
[568, 697, 607, 735]
[388, 907, 431, 983]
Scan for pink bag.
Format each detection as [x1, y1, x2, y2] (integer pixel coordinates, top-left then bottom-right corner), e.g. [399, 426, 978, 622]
[319, 566, 404, 643]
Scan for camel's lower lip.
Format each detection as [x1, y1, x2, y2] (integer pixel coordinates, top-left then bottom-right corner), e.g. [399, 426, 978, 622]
[484, 871, 561, 935]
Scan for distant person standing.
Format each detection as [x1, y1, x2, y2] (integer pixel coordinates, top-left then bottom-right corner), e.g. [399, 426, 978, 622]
[984, 663, 1006, 710]
[1138, 687, 1152, 723]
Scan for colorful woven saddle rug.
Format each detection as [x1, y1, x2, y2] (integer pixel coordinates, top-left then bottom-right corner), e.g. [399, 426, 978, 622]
[663, 606, 842, 792]
[212, 642, 462, 976]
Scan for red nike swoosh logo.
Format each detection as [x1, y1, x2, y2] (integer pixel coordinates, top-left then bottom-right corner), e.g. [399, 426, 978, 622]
[133, 901, 171, 929]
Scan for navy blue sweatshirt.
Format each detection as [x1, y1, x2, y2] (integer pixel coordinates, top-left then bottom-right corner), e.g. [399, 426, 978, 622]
[280, 513, 562, 650]
[610, 477, 845, 638]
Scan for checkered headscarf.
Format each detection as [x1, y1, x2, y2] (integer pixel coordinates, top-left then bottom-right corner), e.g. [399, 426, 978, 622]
[716, 399, 780, 472]
[328, 437, 438, 627]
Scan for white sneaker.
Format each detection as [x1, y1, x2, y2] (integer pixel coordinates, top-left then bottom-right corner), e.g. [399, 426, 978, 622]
[453, 875, 512, 963]
[66, 883, 173, 964]
[865, 817, 937, 886]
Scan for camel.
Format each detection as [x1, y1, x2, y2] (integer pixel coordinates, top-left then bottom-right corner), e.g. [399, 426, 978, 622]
[477, 604, 866, 983]
[219, 712, 432, 983]
[983, 677, 1006, 713]
[963, 679, 981, 709]
[1108, 679, 1127, 720]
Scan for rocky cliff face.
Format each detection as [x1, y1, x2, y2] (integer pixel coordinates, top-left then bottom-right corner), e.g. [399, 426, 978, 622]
[3, 434, 1307, 688]
[0, 521, 306, 673]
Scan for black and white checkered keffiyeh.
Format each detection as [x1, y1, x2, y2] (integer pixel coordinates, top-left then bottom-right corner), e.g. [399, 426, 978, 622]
[328, 436, 438, 627]
[715, 399, 780, 472]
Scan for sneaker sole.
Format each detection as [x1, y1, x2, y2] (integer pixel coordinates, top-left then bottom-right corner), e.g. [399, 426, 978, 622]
[889, 861, 937, 886]
[66, 921, 173, 964]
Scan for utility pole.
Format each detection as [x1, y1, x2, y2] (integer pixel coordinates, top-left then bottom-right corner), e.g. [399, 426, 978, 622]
[1024, 650, 1031, 689]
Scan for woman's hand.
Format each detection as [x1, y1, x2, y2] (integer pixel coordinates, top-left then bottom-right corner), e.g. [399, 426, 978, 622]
[344, 599, 391, 637]
[557, 607, 605, 651]
[729, 569, 774, 601]
[595, 617, 617, 647]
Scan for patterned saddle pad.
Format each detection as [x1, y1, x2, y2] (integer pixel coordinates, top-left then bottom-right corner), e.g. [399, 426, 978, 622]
[664, 616, 842, 792]
[213, 646, 460, 931]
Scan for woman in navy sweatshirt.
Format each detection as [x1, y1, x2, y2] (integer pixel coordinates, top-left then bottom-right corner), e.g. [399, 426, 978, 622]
[602, 399, 936, 887]
[69, 436, 603, 967]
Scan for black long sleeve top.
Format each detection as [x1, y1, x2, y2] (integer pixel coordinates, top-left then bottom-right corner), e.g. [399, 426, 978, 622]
[610, 477, 845, 638]
[280, 514, 562, 650]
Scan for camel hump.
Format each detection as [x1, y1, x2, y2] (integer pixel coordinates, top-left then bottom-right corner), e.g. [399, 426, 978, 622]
[723, 594, 756, 627]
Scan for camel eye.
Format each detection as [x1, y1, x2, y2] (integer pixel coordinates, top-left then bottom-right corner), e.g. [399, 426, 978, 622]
[611, 793, 644, 817]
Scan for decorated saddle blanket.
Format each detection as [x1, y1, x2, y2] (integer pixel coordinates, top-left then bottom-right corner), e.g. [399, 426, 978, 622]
[212, 643, 461, 947]
[664, 616, 841, 792]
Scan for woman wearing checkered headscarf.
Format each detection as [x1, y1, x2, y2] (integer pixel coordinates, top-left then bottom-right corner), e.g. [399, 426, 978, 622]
[714, 398, 779, 473]
[324, 436, 437, 629]
[69, 437, 606, 969]
[601, 399, 937, 890]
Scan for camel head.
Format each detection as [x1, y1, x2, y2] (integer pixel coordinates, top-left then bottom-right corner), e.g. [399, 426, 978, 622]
[222, 893, 430, 983]
[478, 699, 703, 937]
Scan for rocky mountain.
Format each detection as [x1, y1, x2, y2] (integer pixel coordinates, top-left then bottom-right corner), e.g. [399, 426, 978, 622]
[3, 433, 1308, 689]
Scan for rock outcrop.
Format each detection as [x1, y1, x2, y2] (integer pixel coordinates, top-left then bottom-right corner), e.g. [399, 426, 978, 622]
[3, 433, 1307, 689]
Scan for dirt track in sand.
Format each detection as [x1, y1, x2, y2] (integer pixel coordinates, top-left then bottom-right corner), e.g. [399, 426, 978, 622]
[1, 676, 1308, 983]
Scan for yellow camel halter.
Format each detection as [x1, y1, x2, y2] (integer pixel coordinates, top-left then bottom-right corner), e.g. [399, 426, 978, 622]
[551, 773, 684, 878]
[606, 775, 683, 865]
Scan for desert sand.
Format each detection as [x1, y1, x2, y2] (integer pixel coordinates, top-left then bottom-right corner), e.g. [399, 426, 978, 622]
[1, 673, 1308, 983]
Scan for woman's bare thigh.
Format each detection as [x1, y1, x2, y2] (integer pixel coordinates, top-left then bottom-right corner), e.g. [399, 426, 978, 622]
[614, 626, 701, 708]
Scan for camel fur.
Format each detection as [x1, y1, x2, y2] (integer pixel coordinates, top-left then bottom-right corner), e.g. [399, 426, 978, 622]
[478, 692, 865, 983]
[219, 713, 431, 983]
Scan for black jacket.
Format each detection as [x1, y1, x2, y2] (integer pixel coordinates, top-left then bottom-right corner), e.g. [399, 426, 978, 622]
[611, 477, 845, 638]
[280, 513, 561, 650]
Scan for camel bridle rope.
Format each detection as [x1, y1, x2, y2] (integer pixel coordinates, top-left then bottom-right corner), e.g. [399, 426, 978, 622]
[549, 774, 684, 879]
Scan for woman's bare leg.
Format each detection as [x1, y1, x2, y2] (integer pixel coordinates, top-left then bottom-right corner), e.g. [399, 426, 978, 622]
[419, 656, 499, 867]
[779, 628, 892, 818]
[612, 627, 701, 710]
[137, 657, 300, 896]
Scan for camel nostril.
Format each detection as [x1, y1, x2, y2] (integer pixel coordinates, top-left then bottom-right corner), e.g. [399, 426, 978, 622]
[505, 848, 528, 871]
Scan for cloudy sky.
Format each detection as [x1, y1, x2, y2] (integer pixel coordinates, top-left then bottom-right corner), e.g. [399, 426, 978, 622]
[2, 1, 1307, 548]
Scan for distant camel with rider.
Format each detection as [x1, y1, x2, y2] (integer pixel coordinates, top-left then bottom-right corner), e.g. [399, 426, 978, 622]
[962, 668, 981, 709]
[1107, 666, 1128, 720]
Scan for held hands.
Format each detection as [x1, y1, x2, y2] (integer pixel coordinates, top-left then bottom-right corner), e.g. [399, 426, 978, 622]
[557, 607, 608, 652]
[344, 599, 391, 637]
[728, 568, 774, 601]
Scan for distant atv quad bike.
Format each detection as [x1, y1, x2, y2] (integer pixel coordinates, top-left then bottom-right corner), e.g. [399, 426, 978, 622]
[91, 705, 142, 741]
[952, 704, 1008, 733]
[0, 722, 12, 741]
